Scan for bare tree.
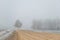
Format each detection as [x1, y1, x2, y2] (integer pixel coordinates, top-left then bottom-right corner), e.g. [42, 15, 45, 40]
[32, 20, 42, 30]
[32, 20, 37, 30]
[54, 19, 60, 30]
[36, 21, 43, 30]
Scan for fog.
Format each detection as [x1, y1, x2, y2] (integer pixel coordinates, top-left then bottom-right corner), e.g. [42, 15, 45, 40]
[0, 0, 60, 29]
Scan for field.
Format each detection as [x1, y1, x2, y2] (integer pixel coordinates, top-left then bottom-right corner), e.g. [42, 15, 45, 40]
[5, 30, 60, 40]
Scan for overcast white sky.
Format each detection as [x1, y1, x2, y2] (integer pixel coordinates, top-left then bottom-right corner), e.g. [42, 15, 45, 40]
[0, 0, 60, 29]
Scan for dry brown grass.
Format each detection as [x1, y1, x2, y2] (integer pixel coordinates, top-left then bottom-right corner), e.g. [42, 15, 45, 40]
[5, 30, 60, 40]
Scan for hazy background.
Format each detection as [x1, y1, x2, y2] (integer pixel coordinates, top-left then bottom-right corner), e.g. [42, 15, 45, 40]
[0, 0, 60, 29]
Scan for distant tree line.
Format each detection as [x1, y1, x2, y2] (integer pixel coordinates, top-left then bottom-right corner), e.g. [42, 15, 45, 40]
[32, 19, 60, 30]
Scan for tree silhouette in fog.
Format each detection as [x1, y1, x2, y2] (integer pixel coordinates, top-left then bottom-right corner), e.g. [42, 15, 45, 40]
[14, 20, 22, 28]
